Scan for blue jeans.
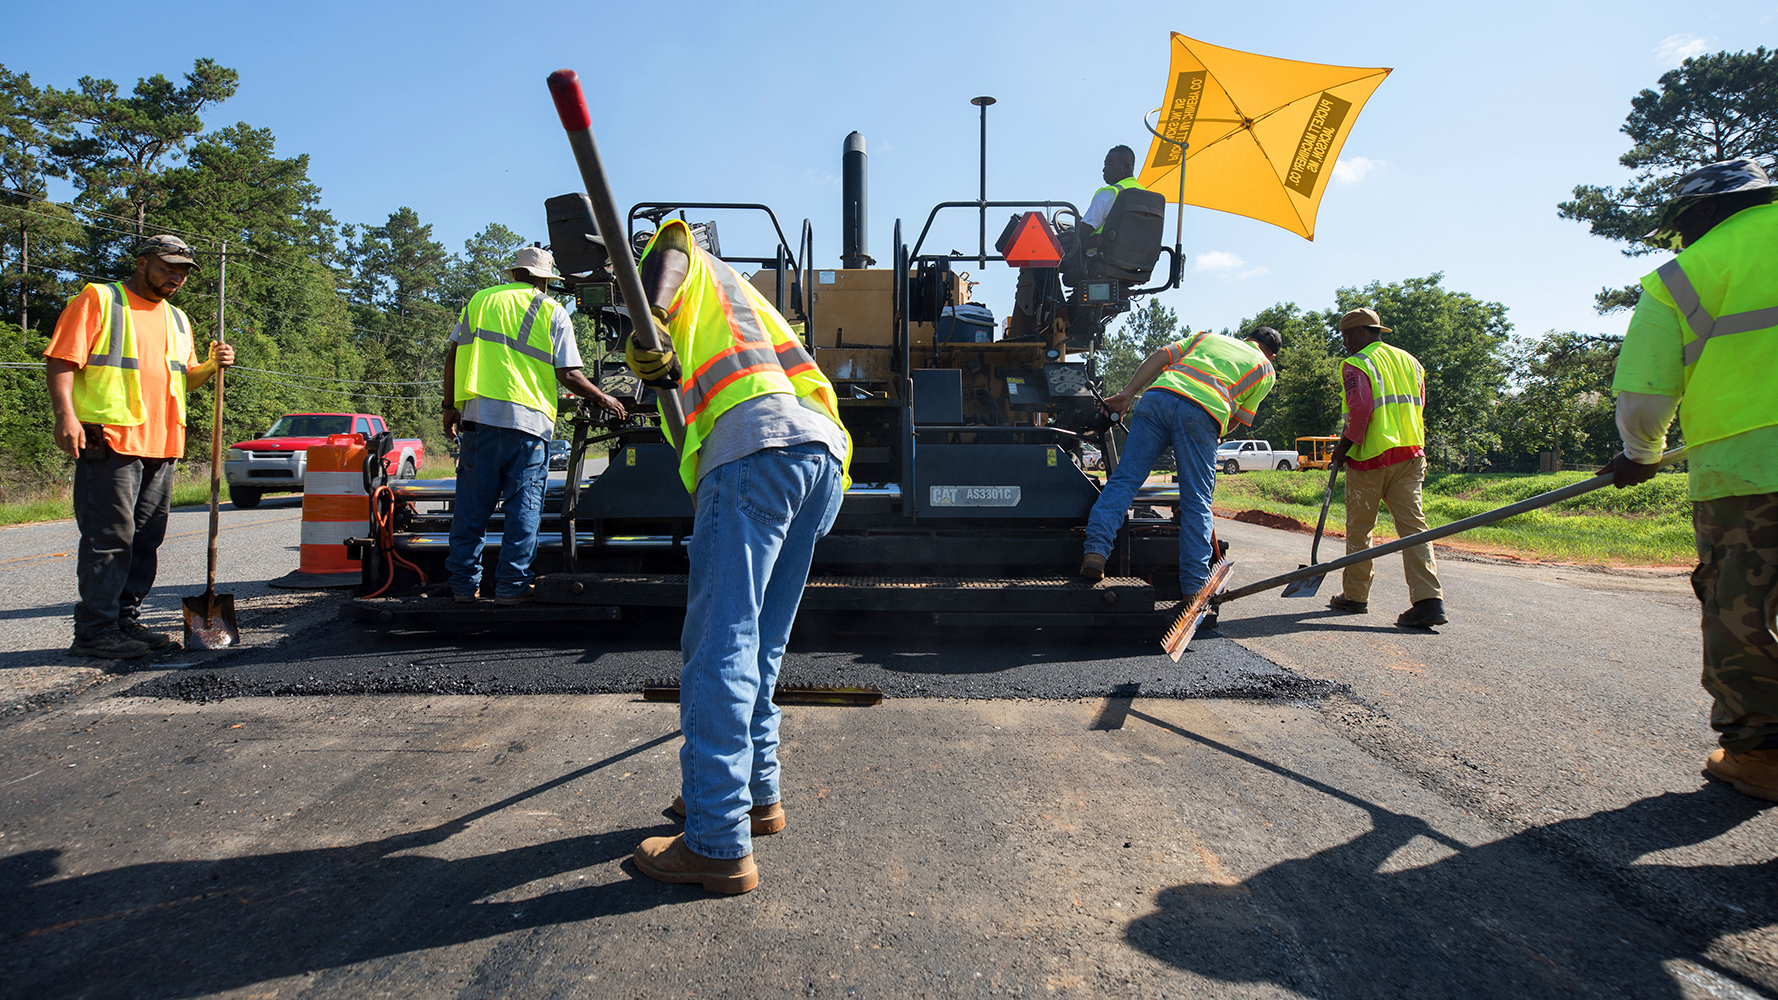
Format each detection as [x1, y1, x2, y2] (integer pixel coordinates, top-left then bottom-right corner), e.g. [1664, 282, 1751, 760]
[446, 425, 548, 599]
[1084, 390, 1219, 594]
[680, 443, 844, 859]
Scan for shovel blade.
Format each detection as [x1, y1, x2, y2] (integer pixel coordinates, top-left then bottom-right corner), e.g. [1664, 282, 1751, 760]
[1280, 565, 1326, 598]
[182, 592, 239, 650]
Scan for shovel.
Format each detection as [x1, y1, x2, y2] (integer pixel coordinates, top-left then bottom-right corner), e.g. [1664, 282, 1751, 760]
[183, 244, 239, 649]
[1281, 459, 1341, 598]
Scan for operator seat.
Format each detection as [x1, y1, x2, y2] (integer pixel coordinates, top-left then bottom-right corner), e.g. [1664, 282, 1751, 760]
[1063, 186, 1166, 286]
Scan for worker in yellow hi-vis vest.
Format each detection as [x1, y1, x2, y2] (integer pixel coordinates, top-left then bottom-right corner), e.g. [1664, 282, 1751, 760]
[1325, 307, 1446, 629]
[624, 220, 852, 895]
[441, 247, 626, 605]
[1603, 158, 1778, 803]
[44, 235, 234, 660]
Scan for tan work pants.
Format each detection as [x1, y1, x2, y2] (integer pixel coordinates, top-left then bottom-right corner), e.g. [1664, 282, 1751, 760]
[1341, 456, 1442, 605]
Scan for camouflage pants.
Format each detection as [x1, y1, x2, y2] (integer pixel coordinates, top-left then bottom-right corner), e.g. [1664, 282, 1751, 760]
[1693, 493, 1778, 754]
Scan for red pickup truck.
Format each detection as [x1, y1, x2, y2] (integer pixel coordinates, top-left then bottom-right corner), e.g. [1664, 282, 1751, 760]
[223, 412, 424, 509]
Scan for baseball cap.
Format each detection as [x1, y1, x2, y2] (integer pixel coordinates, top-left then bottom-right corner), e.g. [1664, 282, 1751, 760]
[136, 234, 198, 268]
[1338, 307, 1391, 334]
[507, 246, 558, 282]
[1644, 158, 1775, 251]
[1245, 326, 1283, 355]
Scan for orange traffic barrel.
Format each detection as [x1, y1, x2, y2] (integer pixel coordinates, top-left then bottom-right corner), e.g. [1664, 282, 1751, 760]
[269, 433, 370, 589]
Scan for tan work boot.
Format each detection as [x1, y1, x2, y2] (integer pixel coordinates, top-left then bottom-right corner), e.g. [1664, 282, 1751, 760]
[1080, 552, 1107, 582]
[633, 833, 758, 893]
[672, 794, 786, 835]
[1705, 748, 1778, 803]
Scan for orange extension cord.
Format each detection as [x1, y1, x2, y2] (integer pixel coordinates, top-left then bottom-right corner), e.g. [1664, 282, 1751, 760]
[362, 484, 428, 599]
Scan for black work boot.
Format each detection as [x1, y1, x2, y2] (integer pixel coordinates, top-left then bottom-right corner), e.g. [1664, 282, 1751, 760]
[69, 628, 153, 661]
[118, 618, 173, 650]
[1327, 594, 1368, 614]
[1396, 598, 1448, 628]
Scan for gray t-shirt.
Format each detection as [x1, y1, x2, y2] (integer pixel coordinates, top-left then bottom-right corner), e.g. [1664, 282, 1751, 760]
[450, 293, 582, 441]
[696, 391, 849, 485]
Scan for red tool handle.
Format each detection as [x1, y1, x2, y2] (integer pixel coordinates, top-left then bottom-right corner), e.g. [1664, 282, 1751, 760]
[547, 69, 592, 132]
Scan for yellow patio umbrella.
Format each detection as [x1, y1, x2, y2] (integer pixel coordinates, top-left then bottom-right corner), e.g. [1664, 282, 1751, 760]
[1138, 33, 1390, 241]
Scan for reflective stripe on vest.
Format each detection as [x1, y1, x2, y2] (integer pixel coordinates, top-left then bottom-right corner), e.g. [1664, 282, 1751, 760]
[642, 219, 852, 493]
[1150, 331, 1273, 434]
[70, 282, 192, 427]
[454, 284, 560, 421]
[1641, 202, 1778, 447]
[1340, 341, 1425, 461]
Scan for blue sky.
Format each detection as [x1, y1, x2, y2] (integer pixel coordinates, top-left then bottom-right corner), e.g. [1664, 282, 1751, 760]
[5, 1, 1772, 343]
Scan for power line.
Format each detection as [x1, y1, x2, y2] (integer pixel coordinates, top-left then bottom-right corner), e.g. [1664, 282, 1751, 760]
[227, 370, 441, 401]
[229, 364, 437, 386]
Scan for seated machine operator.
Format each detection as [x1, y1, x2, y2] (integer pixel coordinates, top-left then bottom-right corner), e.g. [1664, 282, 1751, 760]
[1010, 145, 1147, 339]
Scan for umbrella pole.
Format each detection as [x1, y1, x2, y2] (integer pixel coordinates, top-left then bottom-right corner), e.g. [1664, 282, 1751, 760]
[1144, 109, 1188, 289]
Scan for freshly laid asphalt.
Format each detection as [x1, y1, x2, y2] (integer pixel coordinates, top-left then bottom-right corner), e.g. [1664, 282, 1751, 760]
[2, 502, 1775, 999]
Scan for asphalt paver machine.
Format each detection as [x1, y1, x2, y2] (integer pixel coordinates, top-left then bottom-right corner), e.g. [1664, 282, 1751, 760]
[345, 121, 1197, 632]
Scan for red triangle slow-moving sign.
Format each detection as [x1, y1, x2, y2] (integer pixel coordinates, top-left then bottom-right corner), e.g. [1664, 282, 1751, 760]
[1003, 212, 1063, 268]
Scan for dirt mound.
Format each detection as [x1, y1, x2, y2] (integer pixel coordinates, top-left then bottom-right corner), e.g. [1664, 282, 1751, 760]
[1228, 509, 1313, 533]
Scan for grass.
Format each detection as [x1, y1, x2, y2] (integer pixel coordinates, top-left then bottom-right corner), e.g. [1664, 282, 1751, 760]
[1213, 468, 1695, 565]
[0, 467, 224, 527]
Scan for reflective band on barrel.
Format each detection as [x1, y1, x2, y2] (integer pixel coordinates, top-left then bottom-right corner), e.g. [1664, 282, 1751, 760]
[305, 471, 366, 496]
[301, 520, 368, 545]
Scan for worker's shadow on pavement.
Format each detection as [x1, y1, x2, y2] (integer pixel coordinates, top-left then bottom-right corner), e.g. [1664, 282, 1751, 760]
[1215, 609, 1421, 639]
[0, 732, 698, 1000]
[1123, 709, 1775, 999]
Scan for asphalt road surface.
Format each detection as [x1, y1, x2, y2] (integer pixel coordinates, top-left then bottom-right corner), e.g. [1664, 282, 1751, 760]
[2, 498, 1774, 999]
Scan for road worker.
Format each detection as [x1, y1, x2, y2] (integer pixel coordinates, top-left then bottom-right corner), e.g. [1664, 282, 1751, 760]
[1082, 327, 1279, 604]
[623, 219, 853, 894]
[1602, 158, 1778, 802]
[1324, 307, 1447, 628]
[43, 236, 234, 661]
[441, 246, 626, 605]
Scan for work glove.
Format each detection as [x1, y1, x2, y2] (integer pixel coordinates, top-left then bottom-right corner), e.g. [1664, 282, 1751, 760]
[1597, 452, 1660, 490]
[624, 331, 680, 388]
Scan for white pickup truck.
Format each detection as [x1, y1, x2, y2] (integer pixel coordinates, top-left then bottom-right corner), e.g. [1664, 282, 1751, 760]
[1215, 439, 1301, 473]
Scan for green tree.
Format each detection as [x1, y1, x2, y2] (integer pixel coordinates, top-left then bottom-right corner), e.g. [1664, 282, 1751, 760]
[445, 223, 528, 306]
[343, 208, 453, 435]
[0, 65, 81, 335]
[1558, 48, 1778, 312]
[1499, 332, 1622, 469]
[52, 57, 239, 248]
[1332, 274, 1512, 468]
[1094, 299, 1181, 393]
[156, 122, 356, 451]
[1237, 302, 1343, 451]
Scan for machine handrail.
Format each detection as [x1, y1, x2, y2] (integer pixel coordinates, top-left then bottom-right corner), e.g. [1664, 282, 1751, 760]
[909, 200, 1082, 262]
[626, 202, 800, 275]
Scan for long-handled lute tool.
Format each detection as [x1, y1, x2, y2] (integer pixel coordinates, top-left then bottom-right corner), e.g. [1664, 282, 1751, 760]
[1280, 459, 1342, 599]
[183, 242, 239, 649]
[545, 69, 686, 445]
[1163, 448, 1688, 660]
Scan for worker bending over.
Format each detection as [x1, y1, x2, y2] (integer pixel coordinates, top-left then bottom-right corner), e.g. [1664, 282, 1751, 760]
[44, 236, 233, 660]
[1602, 158, 1778, 802]
[1081, 327, 1279, 601]
[442, 247, 626, 604]
[1325, 308, 1446, 628]
[625, 220, 853, 893]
